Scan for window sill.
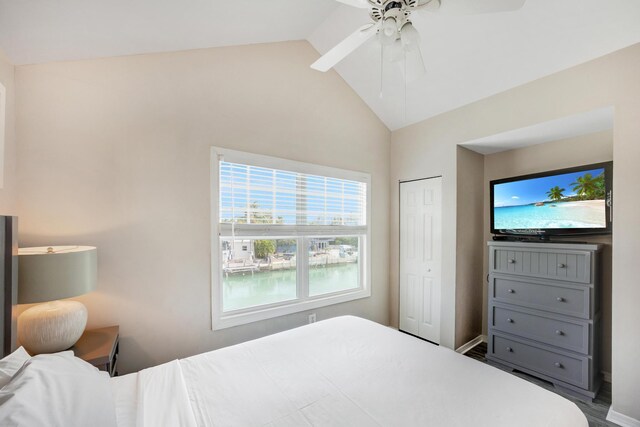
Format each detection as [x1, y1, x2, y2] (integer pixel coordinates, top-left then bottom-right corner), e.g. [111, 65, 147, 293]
[212, 288, 371, 330]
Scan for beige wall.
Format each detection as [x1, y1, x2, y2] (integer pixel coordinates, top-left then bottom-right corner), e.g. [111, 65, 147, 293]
[391, 43, 640, 421]
[455, 146, 484, 348]
[483, 131, 613, 373]
[0, 50, 18, 214]
[390, 130, 458, 348]
[15, 41, 391, 373]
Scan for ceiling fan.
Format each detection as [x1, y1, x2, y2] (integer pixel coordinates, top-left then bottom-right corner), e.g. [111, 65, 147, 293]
[311, 0, 527, 74]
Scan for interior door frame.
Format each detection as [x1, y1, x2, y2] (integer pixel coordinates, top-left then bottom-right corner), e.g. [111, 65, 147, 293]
[398, 175, 443, 344]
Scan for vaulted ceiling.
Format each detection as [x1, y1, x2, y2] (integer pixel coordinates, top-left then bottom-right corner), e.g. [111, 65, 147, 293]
[1, 0, 639, 130]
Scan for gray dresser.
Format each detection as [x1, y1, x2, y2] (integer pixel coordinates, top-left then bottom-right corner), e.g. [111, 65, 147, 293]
[486, 241, 602, 401]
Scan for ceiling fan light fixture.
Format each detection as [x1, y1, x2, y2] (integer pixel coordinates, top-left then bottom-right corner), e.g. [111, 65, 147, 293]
[400, 22, 420, 51]
[382, 16, 398, 37]
[379, 30, 396, 46]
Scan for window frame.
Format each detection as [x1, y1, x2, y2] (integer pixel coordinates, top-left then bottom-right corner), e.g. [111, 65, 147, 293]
[211, 147, 372, 330]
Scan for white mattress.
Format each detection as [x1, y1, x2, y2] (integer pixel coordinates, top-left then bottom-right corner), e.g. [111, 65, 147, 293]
[111, 316, 587, 427]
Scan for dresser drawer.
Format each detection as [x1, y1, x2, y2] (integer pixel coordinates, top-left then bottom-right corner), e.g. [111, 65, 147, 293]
[490, 334, 589, 389]
[491, 305, 590, 354]
[490, 275, 591, 319]
[491, 247, 591, 283]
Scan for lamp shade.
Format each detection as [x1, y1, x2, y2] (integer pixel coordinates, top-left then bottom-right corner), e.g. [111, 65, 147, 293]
[18, 246, 97, 304]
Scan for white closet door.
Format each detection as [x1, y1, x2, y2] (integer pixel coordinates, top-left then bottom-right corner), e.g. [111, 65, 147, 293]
[399, 177, 442, 344]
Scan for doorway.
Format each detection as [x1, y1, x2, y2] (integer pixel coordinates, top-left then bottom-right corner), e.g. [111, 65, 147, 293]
[399, 177, 443, 343]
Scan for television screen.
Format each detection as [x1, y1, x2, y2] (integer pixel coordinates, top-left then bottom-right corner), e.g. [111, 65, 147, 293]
[491, 162, 612, 236]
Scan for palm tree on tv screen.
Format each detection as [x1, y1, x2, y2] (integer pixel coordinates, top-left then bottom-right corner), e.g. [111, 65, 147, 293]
[593, 172, 606, 199]
[571, 172, 605, 200]
[546, 186, 566, 202]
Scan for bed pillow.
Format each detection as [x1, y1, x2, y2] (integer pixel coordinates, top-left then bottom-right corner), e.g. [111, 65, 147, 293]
[0, 346, 31, 388]
[0, 351, 117, 427]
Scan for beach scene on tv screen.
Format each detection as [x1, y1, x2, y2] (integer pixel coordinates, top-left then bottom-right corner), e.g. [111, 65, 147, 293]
[493, 168, 607, 230]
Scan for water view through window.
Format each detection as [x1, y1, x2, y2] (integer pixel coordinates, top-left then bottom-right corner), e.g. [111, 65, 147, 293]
[214, 151, 370, 328]
[222, 237, 360, 312]
[308, 237, 359, 297]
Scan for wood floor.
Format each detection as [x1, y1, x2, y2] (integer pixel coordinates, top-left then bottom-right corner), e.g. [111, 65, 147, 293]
[464, 342, 617, 427]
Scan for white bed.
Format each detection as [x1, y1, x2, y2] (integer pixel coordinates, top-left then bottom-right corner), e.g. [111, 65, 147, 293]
[110, 316, 587, 427]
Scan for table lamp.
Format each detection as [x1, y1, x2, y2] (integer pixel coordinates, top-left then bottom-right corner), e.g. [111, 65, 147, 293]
[17, 246, 97, 355]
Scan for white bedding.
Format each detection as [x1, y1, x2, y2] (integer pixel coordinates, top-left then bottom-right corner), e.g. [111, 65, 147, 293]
[110, 371, 138, 427]
[0, 351, 117, 427]
[112, 316, 587, 427]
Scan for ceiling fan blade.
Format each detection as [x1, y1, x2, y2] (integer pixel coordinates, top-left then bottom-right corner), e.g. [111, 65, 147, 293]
[410, 0, 442, 12]
[335, 0, 373, 9]
[311, 24, 380, 72]
[436, 0, 526, 15]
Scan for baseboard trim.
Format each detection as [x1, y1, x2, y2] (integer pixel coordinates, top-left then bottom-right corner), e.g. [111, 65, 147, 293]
[607, 408, 640, 427]
[456, 335, 487, 354]
[602, 371, 612, 383]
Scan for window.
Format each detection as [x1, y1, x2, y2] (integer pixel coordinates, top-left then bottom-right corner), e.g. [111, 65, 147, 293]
[211, 147, 371, 329]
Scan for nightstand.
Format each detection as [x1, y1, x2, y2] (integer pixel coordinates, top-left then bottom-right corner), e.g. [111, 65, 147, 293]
[71, 326, 119, 377]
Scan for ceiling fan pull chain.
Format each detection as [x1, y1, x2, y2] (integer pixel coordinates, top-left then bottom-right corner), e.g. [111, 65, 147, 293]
[380, 43, 384, 98]
[403, 52, 407, 122]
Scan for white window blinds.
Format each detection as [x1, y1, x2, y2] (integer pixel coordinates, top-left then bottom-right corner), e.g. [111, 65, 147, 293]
[219, 161, 367, 227]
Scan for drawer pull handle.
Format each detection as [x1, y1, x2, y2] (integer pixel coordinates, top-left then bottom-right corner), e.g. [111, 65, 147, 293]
[556, 297, 565, 302]
[557, 263, 566, 269]
[507, 318, 513, 323]
[554, 362, 563, 368]
[555, 330, 564, 336]
[508, 259, 516, 264]
[507, 289, 515, 294]
[506, 347, 513, 352]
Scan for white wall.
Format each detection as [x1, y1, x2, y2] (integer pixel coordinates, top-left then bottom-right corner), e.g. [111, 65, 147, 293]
[390, 43, 640, 421]
[0, 50, 18, 214]
[15, 41, 391, 373]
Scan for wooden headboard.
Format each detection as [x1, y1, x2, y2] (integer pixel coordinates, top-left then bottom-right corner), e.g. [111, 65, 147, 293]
[0, 216, 18, 357]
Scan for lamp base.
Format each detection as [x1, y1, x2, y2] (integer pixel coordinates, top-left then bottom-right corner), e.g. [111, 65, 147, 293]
[18, 300, 88, 355]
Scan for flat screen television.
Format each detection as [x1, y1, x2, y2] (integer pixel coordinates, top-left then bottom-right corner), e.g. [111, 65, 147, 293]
[490, 162, 612, 238]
